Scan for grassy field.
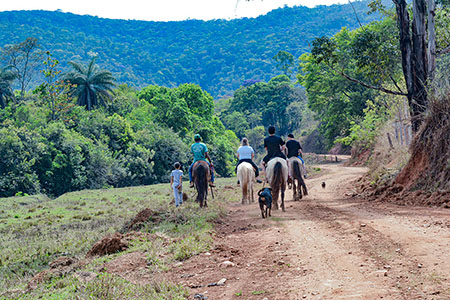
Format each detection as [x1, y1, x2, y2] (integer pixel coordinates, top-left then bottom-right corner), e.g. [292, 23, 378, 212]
[0, 177, 241, 299]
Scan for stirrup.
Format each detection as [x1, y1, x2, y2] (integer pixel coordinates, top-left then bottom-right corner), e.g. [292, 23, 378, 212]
[209, 182, 215, 187]
[189, 182, 194, 188]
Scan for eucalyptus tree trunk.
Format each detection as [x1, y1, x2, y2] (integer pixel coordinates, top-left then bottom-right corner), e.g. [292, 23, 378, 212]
[411, 0, 428, 131]
[393, 0, 432, 132]
[427, 0, 436, 80]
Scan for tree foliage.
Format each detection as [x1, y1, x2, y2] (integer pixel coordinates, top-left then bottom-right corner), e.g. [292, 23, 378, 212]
[222, 75, 306, 138]
[299, 18, 402, 147]
[0, 57, 238, 196]
[64, 57, 116, 111]
[0, 2, 380, 98]
[0, 67, 16, 109]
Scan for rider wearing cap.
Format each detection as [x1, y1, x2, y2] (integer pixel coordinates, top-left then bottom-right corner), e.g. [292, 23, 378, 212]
[189, 134, 215, 188]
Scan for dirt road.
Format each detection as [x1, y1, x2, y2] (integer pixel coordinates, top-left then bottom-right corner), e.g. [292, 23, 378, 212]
[172, 163, 450, 299]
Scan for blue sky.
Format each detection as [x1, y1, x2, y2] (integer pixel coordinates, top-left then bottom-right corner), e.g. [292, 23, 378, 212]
[0, 0, 348, 21]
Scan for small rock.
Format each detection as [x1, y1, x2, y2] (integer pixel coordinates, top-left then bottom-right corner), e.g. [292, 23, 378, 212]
[174, 262, 183, 267]
[375, 270, 388, 277]
[194, 293, 208, 300]
[204, 252, 211, 256]
[360, 223, 366, 227]
[384, 265, 391, 269]
[217, 278, 227, 286]
[220, 261, 235, 268]
[418, 263, 423, 268]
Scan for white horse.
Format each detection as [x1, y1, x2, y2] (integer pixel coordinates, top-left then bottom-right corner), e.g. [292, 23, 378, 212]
[237, 162, 255, 204]
[266, 157, 288, 211]
[288, 157, 308, 201]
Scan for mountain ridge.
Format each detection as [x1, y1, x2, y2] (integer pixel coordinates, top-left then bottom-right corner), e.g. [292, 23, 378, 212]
[0, 1, 380, 98]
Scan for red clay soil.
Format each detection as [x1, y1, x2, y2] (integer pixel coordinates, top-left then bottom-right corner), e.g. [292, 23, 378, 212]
[86, 232, 128, 257]
[121, 208, 159, 232]
[103, 164, 450, 299]
[28, 257, 78, 290]
[395, 147, 429, 189]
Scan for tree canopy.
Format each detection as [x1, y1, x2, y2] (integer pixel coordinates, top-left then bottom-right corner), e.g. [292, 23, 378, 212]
[0, 2, 380, 98]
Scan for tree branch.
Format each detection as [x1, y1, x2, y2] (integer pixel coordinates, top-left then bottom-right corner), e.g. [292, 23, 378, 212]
[437, 45, 450, 56]
[389, 74, 406, 94]
[337, 68, 408, 96]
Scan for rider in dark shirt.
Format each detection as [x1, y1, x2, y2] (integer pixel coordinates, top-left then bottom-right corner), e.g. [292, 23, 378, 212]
[262, 126, 286, 165]
[285, 134, 303, 158]
[285, 133, 307, 180]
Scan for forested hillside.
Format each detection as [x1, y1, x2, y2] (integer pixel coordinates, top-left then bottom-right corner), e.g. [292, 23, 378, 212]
[0, 1, 379, 98]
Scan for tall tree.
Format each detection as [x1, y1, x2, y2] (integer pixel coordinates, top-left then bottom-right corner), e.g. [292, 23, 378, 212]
[388, 0, 445, 131]
[64, 57, 115, 111]
[1, 37, 41, 99]
[273, 50, 295, 76]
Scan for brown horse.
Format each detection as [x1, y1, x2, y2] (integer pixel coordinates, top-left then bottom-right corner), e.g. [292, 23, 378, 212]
[192, 161, 211, 208]
[288, 157, 308, 201]
[265, 157, 288, 211]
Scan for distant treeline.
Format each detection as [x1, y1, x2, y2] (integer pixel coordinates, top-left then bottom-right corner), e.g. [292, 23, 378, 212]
[0, 1, 378, 98]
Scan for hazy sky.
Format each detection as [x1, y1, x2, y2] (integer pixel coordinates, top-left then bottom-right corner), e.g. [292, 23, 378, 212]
[0, 0, 348, 21]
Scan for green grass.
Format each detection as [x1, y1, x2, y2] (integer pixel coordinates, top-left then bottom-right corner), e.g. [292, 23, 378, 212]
[251, 290, 266, 295]
[0, 178, 239, 299]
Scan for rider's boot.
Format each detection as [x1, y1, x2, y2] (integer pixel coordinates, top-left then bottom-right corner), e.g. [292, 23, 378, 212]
[189, 181, 194, 188]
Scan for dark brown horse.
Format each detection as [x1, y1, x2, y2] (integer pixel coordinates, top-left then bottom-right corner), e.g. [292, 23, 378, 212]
[192, 161, 211, 208]
[266, 157, 288, 211]
[289, 157, 308, 201]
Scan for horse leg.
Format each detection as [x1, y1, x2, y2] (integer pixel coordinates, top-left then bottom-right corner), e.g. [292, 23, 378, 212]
[273, 193, 279, 210]
[297, 179, 302, 200]
[281, 185, 286, 212]
[293, 180, 298, 201]
[302, 182, 308, 196]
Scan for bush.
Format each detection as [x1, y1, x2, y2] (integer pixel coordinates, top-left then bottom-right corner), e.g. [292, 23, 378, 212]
[0, 126, 43, 197]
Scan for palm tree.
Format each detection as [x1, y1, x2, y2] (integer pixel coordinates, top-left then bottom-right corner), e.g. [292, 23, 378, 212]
[64, 57, 115, 110]
[0, 67, 16, 109]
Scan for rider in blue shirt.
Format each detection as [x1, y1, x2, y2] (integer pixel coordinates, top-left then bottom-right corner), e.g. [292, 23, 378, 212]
[189, 134, 215, 188]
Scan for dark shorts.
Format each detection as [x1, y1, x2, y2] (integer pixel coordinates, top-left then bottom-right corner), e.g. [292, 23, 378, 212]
[263, 152, 286, 164]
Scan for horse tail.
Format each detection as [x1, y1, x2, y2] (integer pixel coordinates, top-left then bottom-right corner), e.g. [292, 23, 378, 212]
[293, 160, 303, 181]
[271, 161, 284, 189]
[293, 159, 307, 196]
[195, 163, 208, 205]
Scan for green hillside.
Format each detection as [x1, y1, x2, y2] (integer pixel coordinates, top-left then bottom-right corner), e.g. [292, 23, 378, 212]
[0, 1, 379, 98]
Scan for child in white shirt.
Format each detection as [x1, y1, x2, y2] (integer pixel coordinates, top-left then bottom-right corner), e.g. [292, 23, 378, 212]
[170, 162, 183, 207]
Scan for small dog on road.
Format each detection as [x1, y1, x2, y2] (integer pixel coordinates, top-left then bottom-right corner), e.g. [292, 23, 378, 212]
[258, 187, 272, 219]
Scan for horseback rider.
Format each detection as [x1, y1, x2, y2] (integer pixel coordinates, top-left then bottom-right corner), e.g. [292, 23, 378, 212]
[261, 126, 287, 181]
[236, 137, 262, 184]
[285, 133, 307, 181]
[189, 134, 215, 188]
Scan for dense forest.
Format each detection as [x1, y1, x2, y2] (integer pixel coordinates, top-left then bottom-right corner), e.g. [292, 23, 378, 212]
[0, 1, 380, 98]
[1, 0, 449, 199]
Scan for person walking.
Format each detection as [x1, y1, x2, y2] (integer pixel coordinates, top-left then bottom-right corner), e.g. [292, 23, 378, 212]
[170, 162, 183, 207]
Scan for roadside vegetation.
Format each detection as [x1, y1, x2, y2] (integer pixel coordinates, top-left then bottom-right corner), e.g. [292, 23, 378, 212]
[0, 178, 238, 299]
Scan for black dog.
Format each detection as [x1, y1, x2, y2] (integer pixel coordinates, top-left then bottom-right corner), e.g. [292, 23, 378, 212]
[258, 187, 272, 219]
